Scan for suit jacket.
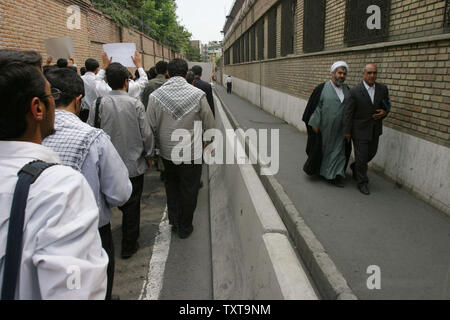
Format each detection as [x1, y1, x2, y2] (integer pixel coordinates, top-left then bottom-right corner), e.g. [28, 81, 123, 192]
[343, 81, 390, 141]
[193, 78, 215, 116]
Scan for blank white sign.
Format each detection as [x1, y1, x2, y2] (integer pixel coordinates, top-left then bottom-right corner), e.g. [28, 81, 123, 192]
[103, 43, 137, 67]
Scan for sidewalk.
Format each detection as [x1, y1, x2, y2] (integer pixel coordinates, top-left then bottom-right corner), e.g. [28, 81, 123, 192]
[215, 85, 450, 300]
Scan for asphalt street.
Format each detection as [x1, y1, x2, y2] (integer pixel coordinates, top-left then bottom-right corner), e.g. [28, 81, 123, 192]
[112, 166, 212, 300]
[215, 84, 450, 300]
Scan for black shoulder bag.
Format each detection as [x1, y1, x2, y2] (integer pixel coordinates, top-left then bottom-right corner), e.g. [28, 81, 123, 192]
[1, 160, 56, 300]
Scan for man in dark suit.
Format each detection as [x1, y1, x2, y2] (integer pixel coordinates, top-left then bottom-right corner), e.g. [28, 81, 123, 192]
[192, 65, 215, 117]
[343, 64, 391, 195]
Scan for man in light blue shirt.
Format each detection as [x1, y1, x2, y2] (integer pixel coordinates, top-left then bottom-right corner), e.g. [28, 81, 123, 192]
[42, 68, 132, 300]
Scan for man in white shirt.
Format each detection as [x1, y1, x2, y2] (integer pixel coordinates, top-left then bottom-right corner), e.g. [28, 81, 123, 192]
[96, 52, 148, 100]
[0, 52, 108, 299]
[42, 68, 132, 300]
[226, 75, 232, 94]
[80, 58, 101, 122]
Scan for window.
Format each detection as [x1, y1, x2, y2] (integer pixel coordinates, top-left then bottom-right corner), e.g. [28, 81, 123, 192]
[303, 0, 325, 53]
[267, 6, 277, 59]
[344, 0, 391, 46]
[445, 0, 450, 31]
[250, 26, 256, 61]
[281, 0, 297, 56]
[240, 36, 245, 63]
[257, 18, 265, 60]
[245, 32, 250, 62]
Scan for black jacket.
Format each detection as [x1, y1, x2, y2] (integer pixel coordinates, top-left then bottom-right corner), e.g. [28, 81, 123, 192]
[343, 82, 390, 141]
[193, 78, 215, 117]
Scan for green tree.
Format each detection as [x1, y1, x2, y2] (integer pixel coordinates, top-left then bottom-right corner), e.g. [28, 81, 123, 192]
[92, 0, 193, 54]
[185, 43, 201, 62]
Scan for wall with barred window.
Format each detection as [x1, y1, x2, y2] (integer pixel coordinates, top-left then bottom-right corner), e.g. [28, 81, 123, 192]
[221, 0, 450, 214]
[0, 0, 183, 71]
[222, 0, 450, 147]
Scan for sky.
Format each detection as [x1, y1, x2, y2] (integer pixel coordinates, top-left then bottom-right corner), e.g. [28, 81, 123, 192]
[175, 0, 235, 44]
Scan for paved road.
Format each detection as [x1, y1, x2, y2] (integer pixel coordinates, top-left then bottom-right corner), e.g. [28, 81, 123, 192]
[215, 85, 450, 300]
[112, 167, 212, 300]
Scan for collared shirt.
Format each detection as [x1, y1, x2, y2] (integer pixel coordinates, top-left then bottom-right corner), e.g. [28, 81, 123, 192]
[81, 72, 98, 110]
[88, 90, 154, 178]
[0, 141, 108, 300]
[146, 81, 216, 162]
[330, 80, 345, 103]
[226, 77, 232, 84]
[44, 110, 132, 227]
[95, 68, 148, 99]
[363, 80, 375, 104]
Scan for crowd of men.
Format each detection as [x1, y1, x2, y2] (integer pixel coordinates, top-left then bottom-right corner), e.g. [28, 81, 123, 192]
[303, 61, 390, 195]
[0, 49, 215, 300]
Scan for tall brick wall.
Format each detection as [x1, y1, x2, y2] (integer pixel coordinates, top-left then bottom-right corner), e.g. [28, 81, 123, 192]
[0, 0, 182, 71]
[223, 0, 450, 148]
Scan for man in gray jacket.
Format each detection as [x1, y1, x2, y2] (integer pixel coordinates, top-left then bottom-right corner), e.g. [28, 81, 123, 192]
[88, 62, 154, 259]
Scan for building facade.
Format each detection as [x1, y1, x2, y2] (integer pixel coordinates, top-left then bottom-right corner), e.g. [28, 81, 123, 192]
[221, 0, 450, 214]
[0, 0, 184, 71]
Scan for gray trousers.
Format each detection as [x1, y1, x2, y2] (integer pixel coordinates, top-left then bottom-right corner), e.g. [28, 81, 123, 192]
[353, 136, 380, 186]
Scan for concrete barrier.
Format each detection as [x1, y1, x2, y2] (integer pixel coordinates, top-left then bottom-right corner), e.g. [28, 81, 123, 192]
[209, 95, 318, 300]
[214, 89, 357, 300]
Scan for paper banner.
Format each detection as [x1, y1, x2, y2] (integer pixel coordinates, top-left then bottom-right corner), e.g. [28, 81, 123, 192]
[44, 36, 75, 60]
[103, 43, 137, 68]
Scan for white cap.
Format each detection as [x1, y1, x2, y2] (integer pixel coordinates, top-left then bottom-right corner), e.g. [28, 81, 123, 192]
[330, 61, 349, 74]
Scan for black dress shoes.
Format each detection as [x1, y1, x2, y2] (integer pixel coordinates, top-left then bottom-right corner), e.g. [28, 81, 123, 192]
[178, 225, 194, 239]
[330, 176, 345, 188]
[121, 242, 139, 259]
[358, 184, 370, 195]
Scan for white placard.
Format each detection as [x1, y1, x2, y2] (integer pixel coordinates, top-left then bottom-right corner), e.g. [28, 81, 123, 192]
[103, 43, 137, 67]
[44, 36, 75, 60]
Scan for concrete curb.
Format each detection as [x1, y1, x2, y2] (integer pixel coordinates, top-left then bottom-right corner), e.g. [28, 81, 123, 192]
[214, 88, 358, 300]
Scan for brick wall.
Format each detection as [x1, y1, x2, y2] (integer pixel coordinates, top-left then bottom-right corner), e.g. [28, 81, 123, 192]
[223, 0, 450, 148]
[0, 0, 183, 71]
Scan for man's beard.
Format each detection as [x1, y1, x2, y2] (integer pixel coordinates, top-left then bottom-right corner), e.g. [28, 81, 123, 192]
[333, 76, 345, 87]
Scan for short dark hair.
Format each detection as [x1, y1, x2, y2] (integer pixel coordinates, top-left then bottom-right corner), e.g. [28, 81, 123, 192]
[147, 67, 157, 80]
[155, 61, 168, 75]
[168, 58, 188, 78]
[85, 58, 99, 72]
[186, 71, 195, 85]
[45, 68, 85, 108]
[57, 58, 68, 68]
[80, 67, 87, 76]
[191, 65, 203, 77]
[105, 62, 129, 90]
[0, 49, 43, 68]
[0, 61, 48, 140]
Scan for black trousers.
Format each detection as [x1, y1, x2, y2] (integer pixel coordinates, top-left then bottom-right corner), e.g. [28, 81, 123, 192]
[353, 136, 380, 186]
[99, 223, 114, 300]
[162, 159, 202, 234]
[119, 175, 144, 251]
[227, 83, 232, 93]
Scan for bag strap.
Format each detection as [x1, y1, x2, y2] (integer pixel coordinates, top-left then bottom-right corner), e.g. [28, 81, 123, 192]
[94, 97, 103, 129]
[1, 160, 57, 300]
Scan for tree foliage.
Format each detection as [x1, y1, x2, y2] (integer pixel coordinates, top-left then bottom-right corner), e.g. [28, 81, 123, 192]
[92, 0, 192, 53]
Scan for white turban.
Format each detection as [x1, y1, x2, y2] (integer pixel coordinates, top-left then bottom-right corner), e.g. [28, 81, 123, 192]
[330, 61, 349, 74]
